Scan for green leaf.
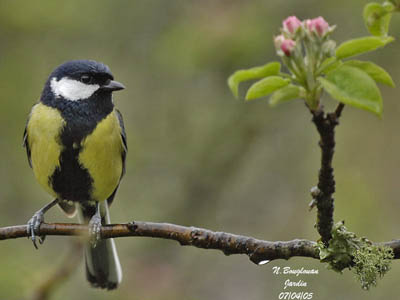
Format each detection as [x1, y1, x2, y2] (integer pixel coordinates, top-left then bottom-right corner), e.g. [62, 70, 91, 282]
[336, 36, 394, 59]
[344, 60, 395, 87]
[318, 57, 343, 75]
[245, 76, 290, 101]
[318, 65, 383, 116]
[269, 85, 303, 107]
[227, 62, 281, 98]
[363, 2, 393, 36]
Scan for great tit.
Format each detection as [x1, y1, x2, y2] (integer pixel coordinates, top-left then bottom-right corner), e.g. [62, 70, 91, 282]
[23, 60, 127, 290]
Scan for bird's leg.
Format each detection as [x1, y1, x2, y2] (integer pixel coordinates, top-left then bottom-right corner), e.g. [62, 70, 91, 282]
[27, 198, 59, 249]
[88, 202, 102, 248]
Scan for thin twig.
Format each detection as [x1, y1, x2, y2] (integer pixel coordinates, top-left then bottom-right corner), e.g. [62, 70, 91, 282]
[0, 222, 318, 264]
[334, 103, 345, 118]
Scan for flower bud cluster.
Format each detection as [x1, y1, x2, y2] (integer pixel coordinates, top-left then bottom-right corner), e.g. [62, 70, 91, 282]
[274, 16, 335, 58]
[274, 16, 336, 109]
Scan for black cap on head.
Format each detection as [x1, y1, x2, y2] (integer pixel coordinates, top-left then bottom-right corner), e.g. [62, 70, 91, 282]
[50, 60, 114, 80]
[41, 59, 124, 104]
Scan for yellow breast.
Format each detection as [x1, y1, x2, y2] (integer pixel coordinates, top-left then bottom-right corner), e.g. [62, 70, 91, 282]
[27, 103, 65, 198]
[79, 110, 124, 202]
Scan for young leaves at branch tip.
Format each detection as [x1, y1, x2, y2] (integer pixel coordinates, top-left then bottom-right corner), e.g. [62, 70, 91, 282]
[318, 30, 395, 116]
[335, 36, 393, 60]
[343, 60, 394, 87]
[269, 85, 304, 107]
[245, 76, 290, 101]
[319, 65, 383, 116]
[323, 1, 396, 116]
[227, 11, 395, 117]
[363, 1, 394, 37]
[227, 62, 281, 98]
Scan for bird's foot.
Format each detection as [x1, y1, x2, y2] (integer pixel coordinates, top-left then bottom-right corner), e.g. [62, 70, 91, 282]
[26, 211, 46, 249]
[88, 213, 102, 248]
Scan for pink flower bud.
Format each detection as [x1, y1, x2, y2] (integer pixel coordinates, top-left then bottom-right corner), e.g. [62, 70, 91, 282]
[281, 39, 296, 56]
[274, 35, 285, 50]
[305, 17, 330, 36]
[305, 19, 313, 31]
[313, 17, 329, 36]
[283, 16, 302, 34]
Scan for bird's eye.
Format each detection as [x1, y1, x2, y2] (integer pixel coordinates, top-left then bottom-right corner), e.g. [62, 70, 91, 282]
[80, 75, 93, 84]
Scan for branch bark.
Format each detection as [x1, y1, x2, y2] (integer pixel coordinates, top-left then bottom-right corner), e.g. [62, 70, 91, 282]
[2, 221, 400, 263]
[311, 103, 344, 245]
[1, 222, 319, 264]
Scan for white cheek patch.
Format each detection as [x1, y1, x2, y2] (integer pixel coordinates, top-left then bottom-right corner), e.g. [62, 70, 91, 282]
[50, 77, 100, 101]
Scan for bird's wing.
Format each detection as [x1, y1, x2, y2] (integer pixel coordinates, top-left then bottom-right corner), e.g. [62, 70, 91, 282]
[115, 108, 127, 177]
[23, 106, 35, 168]
[107, 109, 127, 206]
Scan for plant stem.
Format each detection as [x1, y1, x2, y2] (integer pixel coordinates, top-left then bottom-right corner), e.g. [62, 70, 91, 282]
[311, 103, 344, 245]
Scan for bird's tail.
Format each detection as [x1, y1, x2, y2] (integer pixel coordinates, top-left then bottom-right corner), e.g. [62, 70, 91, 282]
[79, 201, 122, 290]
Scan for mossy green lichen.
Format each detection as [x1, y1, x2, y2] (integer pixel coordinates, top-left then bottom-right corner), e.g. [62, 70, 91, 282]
[353, 244, 393, 290]
[316, 221, 394, 290]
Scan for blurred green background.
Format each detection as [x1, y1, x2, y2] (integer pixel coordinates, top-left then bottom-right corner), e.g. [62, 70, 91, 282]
[1, 0, 400, 299]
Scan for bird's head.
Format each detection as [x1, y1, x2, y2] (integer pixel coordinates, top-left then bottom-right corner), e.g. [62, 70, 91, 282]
[44, 60, 125, 102]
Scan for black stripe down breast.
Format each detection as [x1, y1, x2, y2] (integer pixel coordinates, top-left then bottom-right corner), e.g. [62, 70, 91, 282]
[45, 91, 114, 202]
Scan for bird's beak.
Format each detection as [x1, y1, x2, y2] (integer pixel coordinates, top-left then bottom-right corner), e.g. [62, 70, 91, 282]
[101, 80, 125, 92]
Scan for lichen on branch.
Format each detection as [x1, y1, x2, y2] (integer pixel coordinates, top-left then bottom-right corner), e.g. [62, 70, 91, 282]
[317, 221, 394, 289]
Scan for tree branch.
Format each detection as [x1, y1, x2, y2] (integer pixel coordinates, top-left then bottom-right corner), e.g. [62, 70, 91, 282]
[2, 221, 400, 264]
[311, 104, 344, 245]
[1, 222, 319, 264]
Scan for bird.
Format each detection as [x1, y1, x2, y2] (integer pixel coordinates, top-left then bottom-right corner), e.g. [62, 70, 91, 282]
[23, 60, 127, 290]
